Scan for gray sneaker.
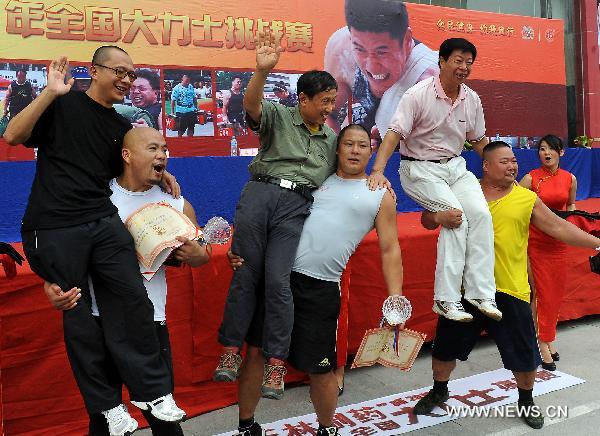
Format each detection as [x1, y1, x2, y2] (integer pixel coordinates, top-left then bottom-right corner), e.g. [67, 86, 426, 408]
[261, 363, 287, 400]
[433, 300, 473, 322]
[466, 298, 502, 321]
[214, 352, 243, 381]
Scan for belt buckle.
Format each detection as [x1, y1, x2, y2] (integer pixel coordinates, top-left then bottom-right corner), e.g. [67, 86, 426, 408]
[279, 179, 295, 190]
[439, 157, 450, 164]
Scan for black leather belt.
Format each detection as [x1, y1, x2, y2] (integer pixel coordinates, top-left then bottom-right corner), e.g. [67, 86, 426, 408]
[251, 175, 313, 201]
[401, 154, 457, 164]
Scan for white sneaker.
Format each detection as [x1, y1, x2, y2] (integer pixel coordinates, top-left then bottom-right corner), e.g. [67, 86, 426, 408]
[101, 404, 138, 436]
[131, 393, 186, 422]
[467, 298, 503, 321]
[433, 300, 474, 322]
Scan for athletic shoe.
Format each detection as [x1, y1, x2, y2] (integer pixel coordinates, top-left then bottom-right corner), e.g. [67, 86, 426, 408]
[518, 400, 545, 429]
[261, 363, 287, 399]
[130, 393, 186, 422]
[236, 422, 266, 436]
[101, 404, 138, 436]
[316, 426, 339, 435]
[413, 389, 450, 415]
[214, 351, 243, 381]
[432, 300, 473, 322]
[466, 298, 503, 321]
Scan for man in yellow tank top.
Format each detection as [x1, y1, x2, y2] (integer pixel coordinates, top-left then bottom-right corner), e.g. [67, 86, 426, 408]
[415, 141, 600, 429]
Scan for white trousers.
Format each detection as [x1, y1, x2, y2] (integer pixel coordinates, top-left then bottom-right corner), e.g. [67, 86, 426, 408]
[399, 156, 496, 302]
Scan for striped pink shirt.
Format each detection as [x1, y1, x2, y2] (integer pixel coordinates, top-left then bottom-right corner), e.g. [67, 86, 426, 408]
[388, 76, 486, 160]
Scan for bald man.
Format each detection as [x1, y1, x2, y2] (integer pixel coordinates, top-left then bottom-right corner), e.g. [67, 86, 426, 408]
[45, 127, 210, 435]
[4, 46, 185, 435]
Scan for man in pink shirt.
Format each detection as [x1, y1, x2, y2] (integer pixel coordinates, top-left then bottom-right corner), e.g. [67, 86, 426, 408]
[368, 38, 500, 322]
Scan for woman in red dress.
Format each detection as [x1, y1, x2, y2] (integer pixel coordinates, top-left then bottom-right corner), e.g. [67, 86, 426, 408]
[520, 135, 577, 371]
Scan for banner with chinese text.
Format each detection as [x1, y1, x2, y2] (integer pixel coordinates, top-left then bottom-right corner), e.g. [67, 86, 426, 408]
[215, 368, 583, 435]
[0, 0, 566, 159]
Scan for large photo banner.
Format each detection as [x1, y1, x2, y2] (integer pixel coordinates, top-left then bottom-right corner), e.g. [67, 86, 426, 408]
[0, 0, 565, 159]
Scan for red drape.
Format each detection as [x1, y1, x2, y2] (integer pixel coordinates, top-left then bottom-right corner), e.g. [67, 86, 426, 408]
[2, 199, 600, 434]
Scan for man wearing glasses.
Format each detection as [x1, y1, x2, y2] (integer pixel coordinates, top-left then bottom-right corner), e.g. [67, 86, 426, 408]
[3, 46, 185, 436]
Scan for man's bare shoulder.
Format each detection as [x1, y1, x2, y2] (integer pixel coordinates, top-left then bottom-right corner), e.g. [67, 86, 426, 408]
[324, 27, 355, 84]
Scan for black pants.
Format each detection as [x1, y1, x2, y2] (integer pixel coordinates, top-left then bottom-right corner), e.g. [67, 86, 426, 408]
[218, 181, 312, 360]
[22, 214, 171, 413]
[88, 322, 183, 436]
[176, 111, 196, 135]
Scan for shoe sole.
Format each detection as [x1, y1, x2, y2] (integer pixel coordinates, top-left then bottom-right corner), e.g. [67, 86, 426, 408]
[432, 306, 473, 322]
[130, 402, 185, 423]
[213, 371, 239, 382]
[113, 423, 137, 436]
[261, 388, 284, 400]
[465, 300, 503, 321]
[477, 308, 502, 321]
[541, 362, 556, 371]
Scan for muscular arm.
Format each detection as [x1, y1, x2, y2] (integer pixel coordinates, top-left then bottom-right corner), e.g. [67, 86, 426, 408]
[374, 192, 403, 296]
[531, 197, 600, 248]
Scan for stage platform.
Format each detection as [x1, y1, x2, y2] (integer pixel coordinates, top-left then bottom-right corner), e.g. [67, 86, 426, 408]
[1, 199, 600, 434]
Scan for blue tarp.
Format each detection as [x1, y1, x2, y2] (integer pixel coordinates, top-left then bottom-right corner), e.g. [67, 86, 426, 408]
[1, 148, 599, 242]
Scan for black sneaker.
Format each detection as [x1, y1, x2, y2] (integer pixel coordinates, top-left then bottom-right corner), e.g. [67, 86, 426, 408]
[413, 389, 450, 415]
[236, 422, 265, 436]
[518, 401, 544, 429]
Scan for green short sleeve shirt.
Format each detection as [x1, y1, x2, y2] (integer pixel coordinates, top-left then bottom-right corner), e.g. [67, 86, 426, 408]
[247, 100, 337, 188]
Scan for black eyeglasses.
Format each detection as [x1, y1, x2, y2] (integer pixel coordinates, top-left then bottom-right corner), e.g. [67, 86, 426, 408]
[94, 64, 137, 81]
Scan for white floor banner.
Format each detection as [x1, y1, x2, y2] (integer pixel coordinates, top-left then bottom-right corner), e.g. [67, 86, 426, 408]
[215, 368, 584, 435]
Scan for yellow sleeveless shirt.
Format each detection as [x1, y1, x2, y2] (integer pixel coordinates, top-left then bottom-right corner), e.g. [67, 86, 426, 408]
[487, 183, 537, 302]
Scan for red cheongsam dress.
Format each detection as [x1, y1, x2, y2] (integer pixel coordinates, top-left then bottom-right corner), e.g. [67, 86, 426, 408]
[528, 167, 573, 342]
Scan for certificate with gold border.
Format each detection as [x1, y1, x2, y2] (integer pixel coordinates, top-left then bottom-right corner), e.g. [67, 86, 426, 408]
[351, 327, 426, 371]
[124, 202, 199, 278]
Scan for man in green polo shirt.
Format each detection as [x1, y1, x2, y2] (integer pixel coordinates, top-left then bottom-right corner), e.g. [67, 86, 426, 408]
[214, 33, 339, 402]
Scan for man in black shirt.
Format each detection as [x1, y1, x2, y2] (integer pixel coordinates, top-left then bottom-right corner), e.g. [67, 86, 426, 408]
[3, 47, 185, 435]
[222, 75, 246, 135]
[3, 69, 37, 120]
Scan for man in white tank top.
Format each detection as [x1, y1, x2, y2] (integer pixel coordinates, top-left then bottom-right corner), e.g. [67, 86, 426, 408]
[228, 125, 405, 436]
[43, 128, 210, 436]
